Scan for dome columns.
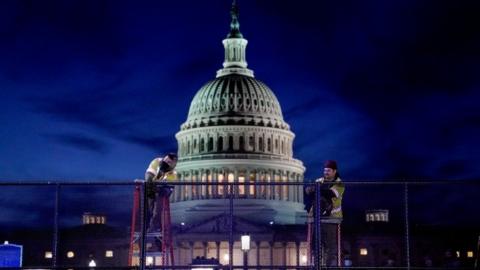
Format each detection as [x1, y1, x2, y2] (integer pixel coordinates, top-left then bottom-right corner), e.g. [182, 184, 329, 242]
[177, 127, 295, 157]
[172, 165, 304, 204]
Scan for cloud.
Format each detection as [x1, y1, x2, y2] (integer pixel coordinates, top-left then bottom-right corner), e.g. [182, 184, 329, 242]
[122, 134, 177, 153]
[283, 96, 324, 121]
[23, 69, 181, 153]
[43, 133, 108, 153]
[0, 187, 55, 228]
[0, 184, 136, 229]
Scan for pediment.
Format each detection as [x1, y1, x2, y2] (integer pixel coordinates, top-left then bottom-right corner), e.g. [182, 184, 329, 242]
[180, 214, 270, 234]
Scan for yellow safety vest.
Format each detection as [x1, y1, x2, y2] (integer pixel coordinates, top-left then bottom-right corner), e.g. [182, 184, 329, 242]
[316, 177, 345, 219]
[146, 158, 177, 182]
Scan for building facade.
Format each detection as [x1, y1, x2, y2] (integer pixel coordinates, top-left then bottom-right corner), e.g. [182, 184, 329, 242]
[168, 2, 308, 267]
[171, 3, 305, 226]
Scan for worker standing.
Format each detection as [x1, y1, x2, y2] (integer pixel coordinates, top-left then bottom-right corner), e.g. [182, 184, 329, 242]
[144, 153, 178, 232]
[306, 160, 345, 266]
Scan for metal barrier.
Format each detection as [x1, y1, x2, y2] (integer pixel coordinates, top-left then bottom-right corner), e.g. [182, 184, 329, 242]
[0, 180, 478, 270]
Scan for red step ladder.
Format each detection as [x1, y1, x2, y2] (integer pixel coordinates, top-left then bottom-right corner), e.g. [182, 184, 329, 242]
[160, 194, 174, 266]
[306, 216, 342, 266]
[128, 182, 174, 267]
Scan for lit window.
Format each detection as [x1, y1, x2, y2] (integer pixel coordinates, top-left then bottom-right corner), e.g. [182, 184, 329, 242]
[223, 253, 229, 263]
[467, 251, 474, 258]
[228, 173, 234, 183]
[67, 251, 75, 258]
[218, 173, 225, 195]
[238, 176, 245, 195]
[241, 235, 250, 251]
[301, 255, 308, 263]
[45, 251, 52, 259]
[146, 256, 154, 266]
[456, 251, 460, 258]
[360, 248, 368, 256]
[105, 250, 113, 257]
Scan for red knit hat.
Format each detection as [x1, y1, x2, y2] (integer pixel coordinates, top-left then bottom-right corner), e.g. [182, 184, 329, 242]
[324, 160, 338, 170]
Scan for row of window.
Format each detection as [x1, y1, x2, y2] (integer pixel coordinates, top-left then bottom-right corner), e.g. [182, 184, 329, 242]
[365, 213, 389, 222]
[82, 215, 106, 225]
[358, 248, 475, 258]
[182, 118, 285, 130]
[132, 241, 311, 267]
[179, 134, 292, 156]
[196, 97, 276, 112]
[44, 250, 114, 259]
[173, 170, 303, 203]
[226, 44, 245, 62]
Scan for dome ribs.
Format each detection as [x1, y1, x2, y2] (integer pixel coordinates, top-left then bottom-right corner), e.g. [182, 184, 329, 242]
[183, 75, 286, 130]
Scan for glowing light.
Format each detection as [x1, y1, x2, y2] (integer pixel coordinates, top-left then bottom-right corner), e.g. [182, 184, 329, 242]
[88, 260, 96, 267]
[67, 251, 75, 258]
[223, 253, 229, 263]
[467, 251, 474, 258]
[241, 234, 250, 251]
[360, 248, 368, 256]
[45, 251, 53, 259]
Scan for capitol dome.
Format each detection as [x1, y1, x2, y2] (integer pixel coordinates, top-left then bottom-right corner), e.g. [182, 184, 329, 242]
[172, 3, 305, 225]
[182, 74, 289, 131]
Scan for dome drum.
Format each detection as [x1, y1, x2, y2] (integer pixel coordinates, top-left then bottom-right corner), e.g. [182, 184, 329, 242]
[171, 166, 304, 204]
[176, 126, 295, 158]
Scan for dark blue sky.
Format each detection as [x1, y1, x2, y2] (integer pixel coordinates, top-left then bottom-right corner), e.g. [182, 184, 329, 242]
[1, 0, 479, 181]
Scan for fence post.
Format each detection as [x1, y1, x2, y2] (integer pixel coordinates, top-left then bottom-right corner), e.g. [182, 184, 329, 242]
[229, 183, 234, 270]
[52, 183, 60, 268]
[314, 181, 321, 270]
[475, 235, 480, 269]
[139, 181, 147, 270]
[404, 182, 411, 270]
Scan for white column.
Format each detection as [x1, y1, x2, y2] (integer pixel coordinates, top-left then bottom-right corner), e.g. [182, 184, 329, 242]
[246, 168, 251, 198]
[234, 169, 239, 196]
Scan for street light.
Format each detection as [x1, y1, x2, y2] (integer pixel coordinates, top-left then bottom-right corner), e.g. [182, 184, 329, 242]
[241, 234, 251, 270]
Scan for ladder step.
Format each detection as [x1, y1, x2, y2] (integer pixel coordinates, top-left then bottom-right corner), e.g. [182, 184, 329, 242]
[130, 190, 174, 266]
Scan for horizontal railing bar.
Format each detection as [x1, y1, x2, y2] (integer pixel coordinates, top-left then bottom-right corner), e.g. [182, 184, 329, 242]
[5, 266, 471, 270]
[0, 180, 478, 186]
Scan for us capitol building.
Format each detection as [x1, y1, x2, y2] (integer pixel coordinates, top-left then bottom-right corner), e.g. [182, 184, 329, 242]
[168, 2, 309, 267]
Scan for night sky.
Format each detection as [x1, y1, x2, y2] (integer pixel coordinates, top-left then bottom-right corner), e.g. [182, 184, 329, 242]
[0, 1, 480, 227]
[1, 0, 480, 181]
